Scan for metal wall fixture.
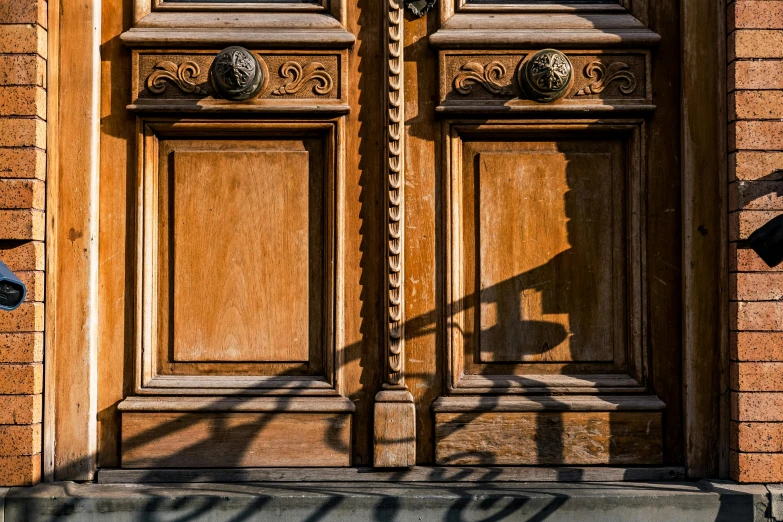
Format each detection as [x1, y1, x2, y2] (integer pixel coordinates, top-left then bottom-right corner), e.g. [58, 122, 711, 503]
[405, 0, 436, 17]
[519, 49, 573, 103]
[210, 46, 267, 101]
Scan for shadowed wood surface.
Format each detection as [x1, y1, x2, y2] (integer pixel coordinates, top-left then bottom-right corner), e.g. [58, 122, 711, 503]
[435, 411, 663, 465]
[121, 412, 351, 467]
[477, 150, 615, 363]
[171, 150, 311, 363]
[446, 130, 635, 390]
[374, 395, 416, 467]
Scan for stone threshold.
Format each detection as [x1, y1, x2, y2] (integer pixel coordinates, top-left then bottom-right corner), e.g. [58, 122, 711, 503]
[96, 466, 687, 484]
[2, 479, 781, 521]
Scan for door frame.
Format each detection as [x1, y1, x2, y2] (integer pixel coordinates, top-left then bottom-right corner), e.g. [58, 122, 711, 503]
[44, 0, 728, 480]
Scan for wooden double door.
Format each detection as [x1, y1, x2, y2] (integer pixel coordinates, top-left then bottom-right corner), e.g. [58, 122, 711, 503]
[96, 0, 685, 470]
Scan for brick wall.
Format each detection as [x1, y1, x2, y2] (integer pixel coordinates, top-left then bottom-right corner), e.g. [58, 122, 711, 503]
[0, 0, 47, 486]
[729, 1, 783, 483]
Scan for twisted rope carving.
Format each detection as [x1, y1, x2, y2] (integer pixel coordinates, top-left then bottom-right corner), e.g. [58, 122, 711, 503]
[387, 0, 404, 387]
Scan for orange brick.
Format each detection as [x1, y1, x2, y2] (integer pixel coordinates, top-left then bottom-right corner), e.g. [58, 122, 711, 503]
[0, 118, 46, 148]
[730, 90, 783, 120]
[18, 271, 44, 302]
[0, 87, 45, 119]
[729, 209, 782, 240]
[0, 148, 46, 180]
[733, 391, 783, 421]
[0, 56, 46, 87]
[731, 273, 783, 300]
[730, 151, 783, 182]
[732, 301, 783, 331]
[0, 395, 41, 424]
[0, 454, 40, 486]
[729, 30, 783, 60]
[0, 364, 42, 394]
[0, 302, 44, 332]
[732, 362, 783, 391]
[732, 421, 783, 452]
[730, 243, 780, 271]
[0, 179, 44, 209]
[0, 0, 46, 27]
[0, 242, 44, 271]
[730, 121, 783, 151]
[729, 61, 783, 91]
[730, 1, 783, 30]
[0, 424, 40, 456]
[0, 25, 46, 58]
[0, 209, 44, 240]
[0, 332, 43, 362]
[733, 331, 783, 360]
[729, 180, 783, 210]
[732, 451, 783, 482]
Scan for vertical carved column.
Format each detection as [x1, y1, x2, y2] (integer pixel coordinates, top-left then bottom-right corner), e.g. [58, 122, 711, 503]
[373, 0, 416, 468]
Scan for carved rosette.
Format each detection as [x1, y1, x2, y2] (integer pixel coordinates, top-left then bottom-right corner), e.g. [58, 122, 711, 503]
[387, 0, 405, 389]
[576, 61, 637, 96]
[273, 61, 334, 96]
[146, 61, 202, 94]
[210, 46, 267, 101]
[519, 49, 573, 102]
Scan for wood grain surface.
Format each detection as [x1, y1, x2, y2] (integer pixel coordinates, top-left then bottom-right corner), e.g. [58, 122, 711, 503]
[122, 412, 351, 467]
[171, 150, 311, 363]
[477, 151, 614, 363]
[435, 411, 662, 465]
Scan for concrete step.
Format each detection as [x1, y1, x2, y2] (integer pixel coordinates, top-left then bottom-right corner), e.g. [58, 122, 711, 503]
[1, 480, 775, 522]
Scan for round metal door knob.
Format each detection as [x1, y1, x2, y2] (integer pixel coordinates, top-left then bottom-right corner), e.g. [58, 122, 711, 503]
[519, 49, 573, 103]
[210, 46, 266, 101]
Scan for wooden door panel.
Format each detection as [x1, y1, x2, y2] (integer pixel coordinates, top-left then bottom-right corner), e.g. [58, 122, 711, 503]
[122, 413, 351, 468]
[446, 123, 641, 392]
[144, 123, 336, 389]
[477, 150, 616, 363]
[435, 411, 662, 466]
[171, 150, 312, 363]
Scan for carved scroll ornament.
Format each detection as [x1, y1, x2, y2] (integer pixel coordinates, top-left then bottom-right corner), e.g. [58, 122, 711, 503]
[453, 61, 510, 95]
[146, 61, 203, 95]
[273, 62, 334, 96]
[576, 61, 637, 96]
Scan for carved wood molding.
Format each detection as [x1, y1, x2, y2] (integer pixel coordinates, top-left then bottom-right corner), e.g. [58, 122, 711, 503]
[273, 61, 334, 96]
[133, 51, 347, 112]
[575, 61, 637, 96]
[453, 61, 510, 95]
[439, 51, 652, 113]
[146, 60, 203, 94]
[387, 0, 405, 390]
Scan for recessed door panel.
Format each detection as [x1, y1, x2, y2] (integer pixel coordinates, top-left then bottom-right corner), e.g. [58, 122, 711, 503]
[477, 151, 615, 363]
[171, 150, 311, 363]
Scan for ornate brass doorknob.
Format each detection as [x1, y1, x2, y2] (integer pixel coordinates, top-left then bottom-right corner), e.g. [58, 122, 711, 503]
[519, 49, 573, 102]
[210, 46, 266, 101]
